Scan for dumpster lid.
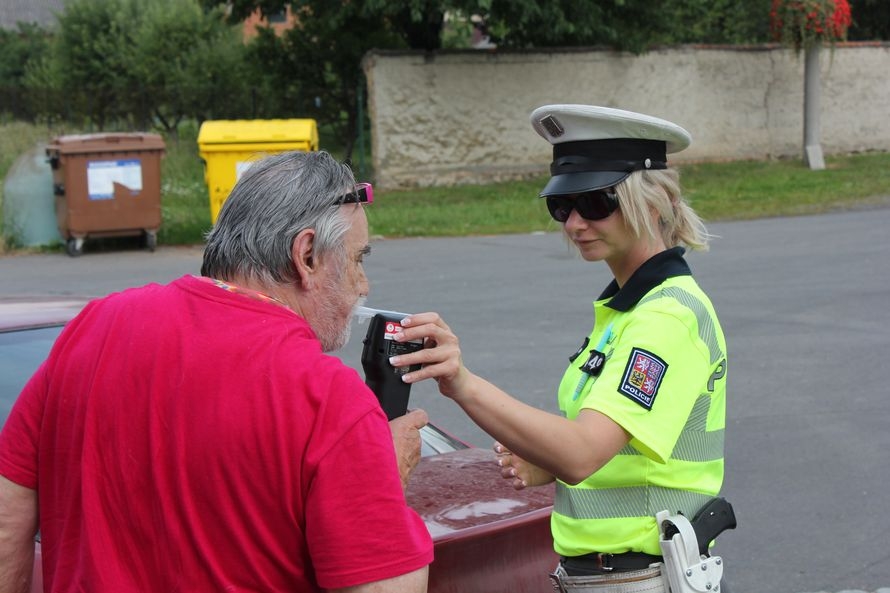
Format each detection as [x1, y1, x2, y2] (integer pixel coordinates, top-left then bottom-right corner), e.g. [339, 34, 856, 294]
[197, 119, 318, 145]
[46, 133, 166, 154]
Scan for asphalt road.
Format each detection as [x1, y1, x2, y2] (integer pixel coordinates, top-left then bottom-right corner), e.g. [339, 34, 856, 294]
[2, 207, 889, 593]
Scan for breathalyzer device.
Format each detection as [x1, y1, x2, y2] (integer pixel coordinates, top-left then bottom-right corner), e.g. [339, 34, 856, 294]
[357, 307, 424, 420]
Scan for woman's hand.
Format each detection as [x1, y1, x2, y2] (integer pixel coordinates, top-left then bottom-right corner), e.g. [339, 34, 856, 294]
[389, 315, 628, 487]
[389, 312, 473, 400]
[494, 442, 555, 490]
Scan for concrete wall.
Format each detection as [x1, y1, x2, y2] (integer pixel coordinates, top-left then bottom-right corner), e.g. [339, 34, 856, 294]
[362, 43, 890, 189]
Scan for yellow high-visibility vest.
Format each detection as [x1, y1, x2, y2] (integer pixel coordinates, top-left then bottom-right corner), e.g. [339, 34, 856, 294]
[553, 249, 727, 557]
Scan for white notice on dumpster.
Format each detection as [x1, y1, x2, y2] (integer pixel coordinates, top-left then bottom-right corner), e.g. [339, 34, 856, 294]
[235, 160, 255, 182]
[87, 159, 143, 200]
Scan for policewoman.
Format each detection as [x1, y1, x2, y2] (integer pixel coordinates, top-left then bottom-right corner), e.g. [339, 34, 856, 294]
[391, 105, 728, 592]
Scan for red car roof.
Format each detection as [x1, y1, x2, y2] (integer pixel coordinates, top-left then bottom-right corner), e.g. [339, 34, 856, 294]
[0, 297, 91, 332]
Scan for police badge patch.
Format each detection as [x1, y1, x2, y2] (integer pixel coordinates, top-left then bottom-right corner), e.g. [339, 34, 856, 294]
[618, 348, 667, 409]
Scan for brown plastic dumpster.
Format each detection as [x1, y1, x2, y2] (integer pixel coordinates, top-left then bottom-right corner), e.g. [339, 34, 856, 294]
[46, 133, 165, 256]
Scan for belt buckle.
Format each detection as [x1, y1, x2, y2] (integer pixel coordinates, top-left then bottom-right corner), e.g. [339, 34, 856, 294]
[598, 553, 614, 572]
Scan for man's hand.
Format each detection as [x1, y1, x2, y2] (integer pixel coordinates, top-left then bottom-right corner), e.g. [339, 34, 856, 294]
[389, 409, 429, 491]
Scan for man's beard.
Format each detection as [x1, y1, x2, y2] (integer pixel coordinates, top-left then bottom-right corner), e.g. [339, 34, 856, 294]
[314, 276, 365, 353]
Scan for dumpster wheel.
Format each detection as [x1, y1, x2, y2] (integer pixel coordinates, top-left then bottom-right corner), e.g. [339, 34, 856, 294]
[145, 231, 157, 252]
[66, 237, 84, 257]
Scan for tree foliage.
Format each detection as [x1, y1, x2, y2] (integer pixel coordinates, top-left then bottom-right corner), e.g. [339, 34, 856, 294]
[221, 0, 688, 53]
[129, 0, 248, 132]
[0, 23, 53, 120]
[659, 0, 773, 45]
[221, 0, 407, 159]
[848, 0, 890, 40]
[3, 0, 888, 156]
[211, 0, 679, 159]
[49, 0, 140, 128]
[481, 0, 670, 52]
[19, 0, 249, 132]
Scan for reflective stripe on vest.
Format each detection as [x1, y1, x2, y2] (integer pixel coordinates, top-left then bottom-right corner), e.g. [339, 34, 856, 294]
[617, 394, 724, 462]
[554, 483, 715, 520]
[638, 286, 724, 365]
[557, 286, 724, 522]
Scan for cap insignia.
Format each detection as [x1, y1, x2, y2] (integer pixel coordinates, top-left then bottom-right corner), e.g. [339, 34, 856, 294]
[539, 115, 565, 138]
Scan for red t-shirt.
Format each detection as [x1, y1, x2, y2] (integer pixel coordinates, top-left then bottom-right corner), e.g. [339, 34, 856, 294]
[0, 275, 432, 592]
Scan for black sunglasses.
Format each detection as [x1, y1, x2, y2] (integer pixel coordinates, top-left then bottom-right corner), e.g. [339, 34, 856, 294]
[546, 189, 619, 223]
[335, 182, 374, 205]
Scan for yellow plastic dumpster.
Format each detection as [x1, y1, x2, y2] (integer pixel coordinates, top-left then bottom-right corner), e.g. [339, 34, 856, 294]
[46, 133, 166, 257]
[197, 119, 318, 224]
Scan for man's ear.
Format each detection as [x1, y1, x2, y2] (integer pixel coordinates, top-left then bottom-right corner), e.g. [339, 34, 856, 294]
[291, 228, 317, 287]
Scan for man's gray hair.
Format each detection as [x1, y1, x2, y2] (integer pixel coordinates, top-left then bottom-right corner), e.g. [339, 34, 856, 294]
[201, 150, 356, 285]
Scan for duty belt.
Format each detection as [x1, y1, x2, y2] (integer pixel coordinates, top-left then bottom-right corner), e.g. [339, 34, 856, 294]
[561, 552, 663, 574]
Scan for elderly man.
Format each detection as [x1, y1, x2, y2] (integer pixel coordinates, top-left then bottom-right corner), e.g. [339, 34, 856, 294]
[0, 151, 432, 593]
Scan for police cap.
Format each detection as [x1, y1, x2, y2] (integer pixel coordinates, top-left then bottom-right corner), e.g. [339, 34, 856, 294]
[530, 104, 692, 197]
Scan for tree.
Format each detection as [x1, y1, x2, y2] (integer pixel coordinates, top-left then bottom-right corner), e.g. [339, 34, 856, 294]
[22, 48, 66, 123]
[362, 0, 449, 51]
[361, 0, 691, 53]
[847, 0, 890, 40]
[210, 0, 687, 160]
[0, 23, 53, 120]
[211, 0, 884, 161]
[658, 0, 772, 45]
[222, 0, 406, 160]
[482, 0, 671, 52]
[50, 0, 140, 128]
[129, 0, 249, 134]
[24, 0, 251, 132]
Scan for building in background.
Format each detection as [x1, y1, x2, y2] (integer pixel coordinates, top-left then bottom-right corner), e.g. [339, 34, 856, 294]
[239, 5, 296, 39]
[1, 0, 295, 38]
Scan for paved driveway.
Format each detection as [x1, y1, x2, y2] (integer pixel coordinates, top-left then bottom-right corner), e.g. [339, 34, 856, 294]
[2, 207, 889, 593]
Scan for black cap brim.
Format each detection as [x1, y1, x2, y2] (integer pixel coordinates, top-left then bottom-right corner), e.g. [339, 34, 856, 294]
[539, 170, 631, 197]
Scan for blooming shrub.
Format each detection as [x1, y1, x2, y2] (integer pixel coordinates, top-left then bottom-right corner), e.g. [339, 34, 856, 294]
[770, 0, 852, 50]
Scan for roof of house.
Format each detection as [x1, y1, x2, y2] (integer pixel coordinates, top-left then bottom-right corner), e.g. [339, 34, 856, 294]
[1, 0, 65, 30]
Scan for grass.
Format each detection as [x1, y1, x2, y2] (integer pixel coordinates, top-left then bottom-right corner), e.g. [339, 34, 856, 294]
[156, 123, 213, 246]
[367, 179, 554, 238]
[364, 152, 890, 238]
[680, 154, 890, 221]
[2, 120, 889, 253]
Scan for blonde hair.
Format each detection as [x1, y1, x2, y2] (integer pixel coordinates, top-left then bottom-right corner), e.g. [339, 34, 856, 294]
[614, 169, 711, 251]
